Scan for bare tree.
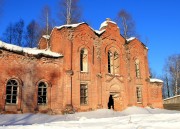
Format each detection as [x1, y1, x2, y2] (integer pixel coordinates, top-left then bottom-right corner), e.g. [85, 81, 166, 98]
[162, 65, 171, 98]
[13, 19, 24, 46]
[2, 23, 14, 43]
[1, 19, 24, 46]
[163, 54, 180, 96]
[24, 20, 41, 48]
[39, 5, 56, 35]
[116, 9, 137, 39]
[58, 0, 82, 24]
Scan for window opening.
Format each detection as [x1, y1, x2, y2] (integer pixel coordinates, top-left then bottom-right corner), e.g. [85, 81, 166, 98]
[80, 84, 88, 104]
[38, 82, 47, 105]
[136, 87, 142, 103]
[6, 79, 19, 104]
[80, 49, 88, 72]
[135, 59, 140, 78]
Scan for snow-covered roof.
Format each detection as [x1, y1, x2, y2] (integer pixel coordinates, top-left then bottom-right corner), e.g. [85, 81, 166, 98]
[56, 22, 106, 36]
[99, 18, 117, 30]
[0, 40, 62, 58]
[126, 37, 136, 42]
[56, 22, 85, 29]
[42, 35, 50, 39]
[150, 78, 163, 83]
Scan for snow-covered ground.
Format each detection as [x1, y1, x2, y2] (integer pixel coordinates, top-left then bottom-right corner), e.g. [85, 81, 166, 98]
[0, 107, 180, 129]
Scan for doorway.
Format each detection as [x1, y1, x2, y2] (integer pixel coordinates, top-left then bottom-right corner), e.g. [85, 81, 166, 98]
[108, 95, 114, 109]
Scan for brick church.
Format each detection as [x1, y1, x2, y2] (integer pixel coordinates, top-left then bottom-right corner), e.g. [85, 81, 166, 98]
[0, 19, 163, 114]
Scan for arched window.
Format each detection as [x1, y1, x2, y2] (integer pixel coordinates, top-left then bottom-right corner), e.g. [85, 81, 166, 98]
[38, 82, 47, 105]
[108, 50, 120, 74]
[114, 51, 120, 74]
[108, 51, 113, 73]
[80, 48, 88, 72]
[135, 59, 140, 78]
[6, 79, 19, 104]
[136, 87, 142, 103]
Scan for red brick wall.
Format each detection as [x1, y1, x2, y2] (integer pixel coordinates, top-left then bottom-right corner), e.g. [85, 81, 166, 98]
[0, 20, 163, 114]
[0, 50, 63, 113]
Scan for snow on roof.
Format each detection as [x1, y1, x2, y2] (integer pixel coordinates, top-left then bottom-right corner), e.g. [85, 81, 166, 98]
[150, 78, 163, 83]
[42, 35, 50, 39]
[94, 29, 106, 35]
[56, 22, 85, 29]
[99, 18, 117, 30]
[0, 40, 62, 58]
[126, 37, 149, 50]
[89, 26, 106, 35]
[126, 37, 136, 42]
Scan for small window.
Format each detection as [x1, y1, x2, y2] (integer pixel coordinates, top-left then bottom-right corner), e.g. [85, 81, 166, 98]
[38, 82, 47, 105]
[80, 84, 88, 105]
[136, 87, 142, 103]
[135, 59, 140, 78]
[114, 51, 120, 74]
[108, 51, 113, 74]
[6, 79, 19, 104]
[80, 48, 88, 72]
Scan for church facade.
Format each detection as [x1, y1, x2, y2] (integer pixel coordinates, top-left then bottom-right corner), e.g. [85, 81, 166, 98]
[0, 19, 163, 114]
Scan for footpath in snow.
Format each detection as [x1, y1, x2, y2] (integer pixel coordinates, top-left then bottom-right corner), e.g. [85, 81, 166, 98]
[0, 106, 180, 129]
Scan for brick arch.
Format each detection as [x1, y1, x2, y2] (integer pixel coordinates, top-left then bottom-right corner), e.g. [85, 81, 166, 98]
[109, 84, 121, 92]
[77, 45, 91, 53]
[35, 79, 52, 88]
[105, 44, 122, 55]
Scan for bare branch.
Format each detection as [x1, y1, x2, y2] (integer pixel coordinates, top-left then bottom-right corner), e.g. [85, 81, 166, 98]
[57, 0, 82, 24]
[116, 9, 137, 38]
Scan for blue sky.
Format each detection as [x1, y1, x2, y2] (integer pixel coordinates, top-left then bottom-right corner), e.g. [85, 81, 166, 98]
[0, 0, 180, 76]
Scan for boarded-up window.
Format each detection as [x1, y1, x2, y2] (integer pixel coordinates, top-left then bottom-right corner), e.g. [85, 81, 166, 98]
[80, 84, 88, 105]
[80, 48, 88, 72]
[38, 82, 47, 105]
[135, 59, 140, 78]
[6, 79, 19, 104]
[136, 87, 142, 103]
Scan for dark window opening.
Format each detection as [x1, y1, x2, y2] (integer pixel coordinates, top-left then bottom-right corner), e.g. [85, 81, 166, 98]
[136, 87, 142, 103]
[80, 49, 84, 71]
[38, 82, 47, 105]
[6, 79, 19, 104]
[80, 84, 88, 105]
[108, 51, 112, 73]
